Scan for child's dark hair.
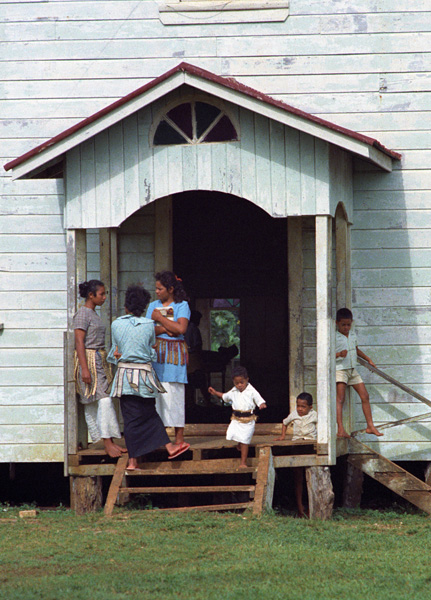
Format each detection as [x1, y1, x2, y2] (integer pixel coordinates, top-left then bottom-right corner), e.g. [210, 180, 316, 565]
[336, 307, 353, 321]
[232, 366, 248, 379]
[79, 280, 104, 299]
[297, 392, 313, 406]
[155, 271, 189, 303]
[125, 285, 151, 317]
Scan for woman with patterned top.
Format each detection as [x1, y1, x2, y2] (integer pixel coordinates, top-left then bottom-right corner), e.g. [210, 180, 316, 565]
[146, 271, 190, 450]
[73, 279, 125, 458]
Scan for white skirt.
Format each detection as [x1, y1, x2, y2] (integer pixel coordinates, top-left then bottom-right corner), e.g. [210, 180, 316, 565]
[226, 419, 256, 445]
[155, 382, 185, 427]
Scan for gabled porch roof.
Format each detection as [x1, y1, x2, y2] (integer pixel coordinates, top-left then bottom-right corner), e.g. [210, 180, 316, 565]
[4, 62, 401, 179]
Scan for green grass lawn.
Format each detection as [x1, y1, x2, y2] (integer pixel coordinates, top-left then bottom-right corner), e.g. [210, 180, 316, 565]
[1, 506, 430, 600]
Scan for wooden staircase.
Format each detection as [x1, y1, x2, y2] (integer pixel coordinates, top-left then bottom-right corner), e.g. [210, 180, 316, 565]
[104, 445, 275, 516]
[348, 438, 431, 515]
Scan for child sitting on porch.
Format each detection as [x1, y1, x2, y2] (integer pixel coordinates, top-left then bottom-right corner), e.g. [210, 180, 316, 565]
[208, 366, 267, 468]
[275, 392, 317, 518]
[336, 307, 383, 438]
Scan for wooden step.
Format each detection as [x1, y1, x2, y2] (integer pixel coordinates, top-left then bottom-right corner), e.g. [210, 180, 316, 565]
[119, 485, 255, 495]
[104, 446, 274, 516]
[123, 458, 258, 476]
[348, 438, 431, 515]
[155, 502, 254, 512]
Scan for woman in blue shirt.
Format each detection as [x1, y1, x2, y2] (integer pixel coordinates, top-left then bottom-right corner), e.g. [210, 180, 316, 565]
[108, 284, 190, 470]
[146, 271, 190, 449]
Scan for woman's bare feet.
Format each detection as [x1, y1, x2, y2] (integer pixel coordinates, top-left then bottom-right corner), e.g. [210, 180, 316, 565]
[114, 443, 128, 453]
[126, 457, 138, 471]
[366, 426, 383, 436]
[166, 442, 191, 459]
[103, 438, 123, 457]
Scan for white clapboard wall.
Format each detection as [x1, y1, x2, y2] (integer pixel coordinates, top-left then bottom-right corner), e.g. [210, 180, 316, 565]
[1, 0, 430, 461]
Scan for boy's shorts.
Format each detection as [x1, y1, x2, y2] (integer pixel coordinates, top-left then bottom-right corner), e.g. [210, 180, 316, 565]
[336, 368, 363, 386]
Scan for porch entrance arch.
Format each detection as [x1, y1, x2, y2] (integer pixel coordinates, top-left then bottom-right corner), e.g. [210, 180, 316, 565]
[171, 190, 288, 421]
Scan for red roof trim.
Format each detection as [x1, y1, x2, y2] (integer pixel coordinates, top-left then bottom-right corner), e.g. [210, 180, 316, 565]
[4, 62, 401, 172]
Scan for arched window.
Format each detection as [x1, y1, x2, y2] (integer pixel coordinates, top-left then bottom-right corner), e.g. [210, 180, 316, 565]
[153, 101, 238, 146]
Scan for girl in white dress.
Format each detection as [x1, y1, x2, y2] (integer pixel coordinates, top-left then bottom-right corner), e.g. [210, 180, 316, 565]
[208, 366, 267, 467]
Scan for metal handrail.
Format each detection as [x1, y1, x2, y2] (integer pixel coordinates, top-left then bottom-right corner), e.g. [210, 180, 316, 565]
[352, 357, 431, 434]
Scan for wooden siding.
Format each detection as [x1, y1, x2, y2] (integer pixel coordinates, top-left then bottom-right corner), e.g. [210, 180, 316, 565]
[1, 1, 430, 462]
[0, 180, 66, 462]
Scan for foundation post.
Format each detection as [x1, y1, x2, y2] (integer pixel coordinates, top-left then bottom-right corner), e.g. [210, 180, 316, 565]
[306, 466, 334, 520]
[342, 461, 364, 509]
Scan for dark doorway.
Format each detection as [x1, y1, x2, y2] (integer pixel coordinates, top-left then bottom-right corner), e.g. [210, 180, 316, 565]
[173, 191, 288, 421]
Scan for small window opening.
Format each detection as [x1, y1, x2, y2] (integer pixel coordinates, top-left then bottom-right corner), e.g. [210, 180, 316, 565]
[210, 298, 240, 354]
[153, 101, 238, 146]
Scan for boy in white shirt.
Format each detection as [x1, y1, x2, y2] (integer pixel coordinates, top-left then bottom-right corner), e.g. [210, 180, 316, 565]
[208, 366, 267, 467]
[276, 392, 318, 442]
[275, 392, 317, 518]
[336, 307, 382, 438]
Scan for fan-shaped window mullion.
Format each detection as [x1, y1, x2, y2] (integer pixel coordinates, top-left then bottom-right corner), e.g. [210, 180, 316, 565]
[153, 101, 238, 146]
[191, 102, 197, 143]
[164, 115, 192, 144]
[196, 111, 224, 144]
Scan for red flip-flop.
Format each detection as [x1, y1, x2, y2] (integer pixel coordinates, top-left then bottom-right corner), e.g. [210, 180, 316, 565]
[168, 442, 191, 460]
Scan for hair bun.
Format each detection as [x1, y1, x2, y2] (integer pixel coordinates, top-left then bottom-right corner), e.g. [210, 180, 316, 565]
[78, 281, 89, 298]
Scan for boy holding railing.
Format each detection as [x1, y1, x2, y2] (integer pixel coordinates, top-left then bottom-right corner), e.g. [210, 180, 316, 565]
[336, 308, 383, 438]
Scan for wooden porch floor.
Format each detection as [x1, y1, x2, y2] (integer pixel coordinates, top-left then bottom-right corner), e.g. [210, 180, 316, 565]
[70, 423, 349, 474]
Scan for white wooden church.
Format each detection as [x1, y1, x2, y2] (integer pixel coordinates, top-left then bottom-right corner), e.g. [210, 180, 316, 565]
[1, 0, 430, 513]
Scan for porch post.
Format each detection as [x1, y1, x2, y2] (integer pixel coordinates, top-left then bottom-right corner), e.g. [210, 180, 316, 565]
[288, 217, 304, 413]
[99, 229, 112, 347]
[335, 208, 347, 310]
[110, 228, 119, 320]
[155, 195, 173, 273]
[335, 205, 352, 311]
[99, 228, 119, 343]
[315, 216, 336, 462]
[346, 223, 352, 310]
[64, 229, 87, 471]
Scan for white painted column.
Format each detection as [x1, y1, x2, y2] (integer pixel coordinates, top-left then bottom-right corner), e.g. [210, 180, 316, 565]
[315, 216, 336, 463]
[288, 217, 304, 413]
[335, 208, 347, 311]
[99, 228, 112, 347]
[346, 223, 352, 310]
[335, 206, 352, 311]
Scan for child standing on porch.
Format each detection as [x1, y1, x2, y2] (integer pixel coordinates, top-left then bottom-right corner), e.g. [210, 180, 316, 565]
[336, 307, 383, 438]
[208, 366, 267, 468]
[275, 392, 317, 518]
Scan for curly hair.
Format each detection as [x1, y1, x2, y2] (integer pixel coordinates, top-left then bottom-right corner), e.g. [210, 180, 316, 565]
[125, 284, 151, 317]
[297, 392, 313, 406]
[336, 307, 353, 321]
[78, 280, 104, 299]
[155, 271, 189, 303]
[232, 366, 248, 379]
